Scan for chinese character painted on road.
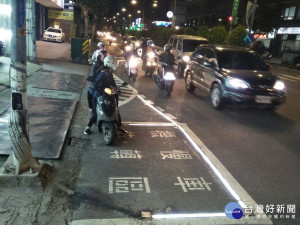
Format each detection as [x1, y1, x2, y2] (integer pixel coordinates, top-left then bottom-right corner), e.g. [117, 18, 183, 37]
[160, 150, 193, 160]
[110, 150, 142, 159]
[174, 177, 212, 192]
[150, 130, 176, 138]
[109, 177, 150, 194]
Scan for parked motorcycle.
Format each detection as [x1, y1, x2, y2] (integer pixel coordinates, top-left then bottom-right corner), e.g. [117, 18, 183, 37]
[154, 62, 176, 97]
[96, 82, 127, 145]
[142, 51, 158, 77]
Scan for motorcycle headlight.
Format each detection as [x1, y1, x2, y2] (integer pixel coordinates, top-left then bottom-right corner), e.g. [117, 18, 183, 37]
[104, 88, 112, 95]
[226, 77, 249, 89]
[273, 80, 285, 91]
[147, 61, 151, 66]
[135, 42, 140, 47]
[129, 57, 138, 67]
[183, 55, 190, 62]
[147, 52, 155, 58]
[125, 45, 132, 51]
[164, 72, 176, 81]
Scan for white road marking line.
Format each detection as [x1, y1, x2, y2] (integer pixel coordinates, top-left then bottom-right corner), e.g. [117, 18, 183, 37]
[280, 74, 300, 81]
[165, 113, 177, 120]
[136, 95, 272, 223]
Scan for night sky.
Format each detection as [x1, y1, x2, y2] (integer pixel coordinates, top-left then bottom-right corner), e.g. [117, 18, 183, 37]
[107, 0, 172, 21]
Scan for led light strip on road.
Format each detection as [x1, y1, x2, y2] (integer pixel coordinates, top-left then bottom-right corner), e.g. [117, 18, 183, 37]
[136, 94, 272, 223]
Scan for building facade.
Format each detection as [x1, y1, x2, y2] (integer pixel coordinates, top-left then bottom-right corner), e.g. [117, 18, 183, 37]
[0, 0, 64, 61]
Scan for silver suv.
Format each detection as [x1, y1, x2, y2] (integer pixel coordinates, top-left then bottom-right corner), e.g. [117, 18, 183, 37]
[168, 35, 208, 77]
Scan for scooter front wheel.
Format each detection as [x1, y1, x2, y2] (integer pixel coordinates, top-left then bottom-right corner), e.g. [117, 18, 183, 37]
[102, 122, 117, 145]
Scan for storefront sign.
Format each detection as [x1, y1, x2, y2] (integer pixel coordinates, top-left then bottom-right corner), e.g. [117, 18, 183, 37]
[48, 10, 73, 20]
[278, 27, 300, 35]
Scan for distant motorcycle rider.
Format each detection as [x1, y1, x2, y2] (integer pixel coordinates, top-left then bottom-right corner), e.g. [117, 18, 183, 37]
[90, 42, 106, 64]
[158, 44, 175, 77]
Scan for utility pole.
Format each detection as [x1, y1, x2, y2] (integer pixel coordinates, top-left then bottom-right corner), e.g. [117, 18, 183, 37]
[171, 0, 177, 28]
[8, 0, 41, 175]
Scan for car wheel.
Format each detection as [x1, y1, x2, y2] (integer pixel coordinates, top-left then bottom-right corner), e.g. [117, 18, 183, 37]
[210, 84, 224, 110]
[185, 72, 195, 93]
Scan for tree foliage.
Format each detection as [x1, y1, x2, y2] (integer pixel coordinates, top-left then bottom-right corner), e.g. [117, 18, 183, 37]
[74, 0, 110, 39]
[208, 26, 228, 45]
[252, 0, 282, 32]
[227, 25, 247, 47]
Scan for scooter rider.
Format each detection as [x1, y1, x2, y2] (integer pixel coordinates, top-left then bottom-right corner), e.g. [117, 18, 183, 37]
[143, 39, 155, 68]
[84, 55, 125, 135]
[90, 42, 106, 64]
[87, 50, 108, 110]
[158, 44, 175, 77]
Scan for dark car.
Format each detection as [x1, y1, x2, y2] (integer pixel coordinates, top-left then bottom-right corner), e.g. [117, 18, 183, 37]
[184, 45, 286, 110]
[0, 40, 6, 56]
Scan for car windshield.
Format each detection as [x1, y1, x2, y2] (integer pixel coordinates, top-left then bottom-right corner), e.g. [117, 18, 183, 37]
[183, 40, 208, 52]
[131, 37, 137, 41]
[217, 50, 269, 71]
[47, 28, 61, 33]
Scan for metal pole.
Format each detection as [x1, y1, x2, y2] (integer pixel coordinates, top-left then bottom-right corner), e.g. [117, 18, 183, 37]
[171, 0, 177, 28]
[9, 0, 41, 175]
[249, 0, 257, 33]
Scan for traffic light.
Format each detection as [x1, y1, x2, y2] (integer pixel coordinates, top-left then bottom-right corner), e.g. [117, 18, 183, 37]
[228, 16, 233, 23]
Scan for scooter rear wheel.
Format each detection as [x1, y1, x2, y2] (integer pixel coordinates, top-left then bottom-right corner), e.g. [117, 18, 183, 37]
[102, 122, 117, 145]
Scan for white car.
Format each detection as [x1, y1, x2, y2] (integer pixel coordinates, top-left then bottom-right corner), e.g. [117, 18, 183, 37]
[43, 27, 65, 43]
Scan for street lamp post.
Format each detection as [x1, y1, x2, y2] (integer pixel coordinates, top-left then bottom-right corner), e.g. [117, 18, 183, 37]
[171, 0, 177, 28]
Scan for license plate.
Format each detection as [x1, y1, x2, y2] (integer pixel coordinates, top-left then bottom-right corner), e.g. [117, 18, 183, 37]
[255, 95, 272, 104]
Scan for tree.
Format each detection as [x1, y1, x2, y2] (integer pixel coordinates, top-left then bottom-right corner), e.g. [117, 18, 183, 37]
[74, 0, 110, 39]
[208, 26, 228, 45]
[227, 25, 247, 47]
[252, 0, 282, 32]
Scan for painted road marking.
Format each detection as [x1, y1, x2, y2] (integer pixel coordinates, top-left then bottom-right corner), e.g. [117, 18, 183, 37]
[110, 150, 142, 159]
[109, 177, 151, 194]
[175, 177, 212, 192]
[135, 95, 272, 223]
[113, 74, 138, 106]
[160, 150, 193, 160]
[279, 74, 300, 81]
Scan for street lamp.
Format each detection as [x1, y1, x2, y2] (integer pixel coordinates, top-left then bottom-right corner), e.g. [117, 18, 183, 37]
[131, 0, 137, 5]
[122, 8, 126, 12]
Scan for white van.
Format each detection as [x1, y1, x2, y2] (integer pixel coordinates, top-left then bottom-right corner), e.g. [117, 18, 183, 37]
[168, 35, 208, 76]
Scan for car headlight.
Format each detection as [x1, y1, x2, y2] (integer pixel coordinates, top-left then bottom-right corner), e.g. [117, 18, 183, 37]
[183, 55, 190, 62]
[226, 77, 249, 89]
[273, 80, 285, 91]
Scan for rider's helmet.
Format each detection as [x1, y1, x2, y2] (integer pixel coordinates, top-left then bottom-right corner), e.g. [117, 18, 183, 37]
[147, 40, 154, 46]
[104, 55, 118, 71]
[164, 44, 172, 53]
[97, 42, 104, 48]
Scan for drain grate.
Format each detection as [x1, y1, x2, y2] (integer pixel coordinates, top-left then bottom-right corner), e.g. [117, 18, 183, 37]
[0, 100, 11, 114]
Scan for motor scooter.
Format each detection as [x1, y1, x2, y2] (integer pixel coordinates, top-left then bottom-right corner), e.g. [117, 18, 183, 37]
[142, 51, 158, 77]
[96, 82, 128, 145]
[124, 45, 139, 82]
[154, 62, 176, 97]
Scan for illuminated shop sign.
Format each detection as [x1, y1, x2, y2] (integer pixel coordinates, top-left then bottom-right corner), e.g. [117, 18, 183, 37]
[278, 27, 300, 34]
